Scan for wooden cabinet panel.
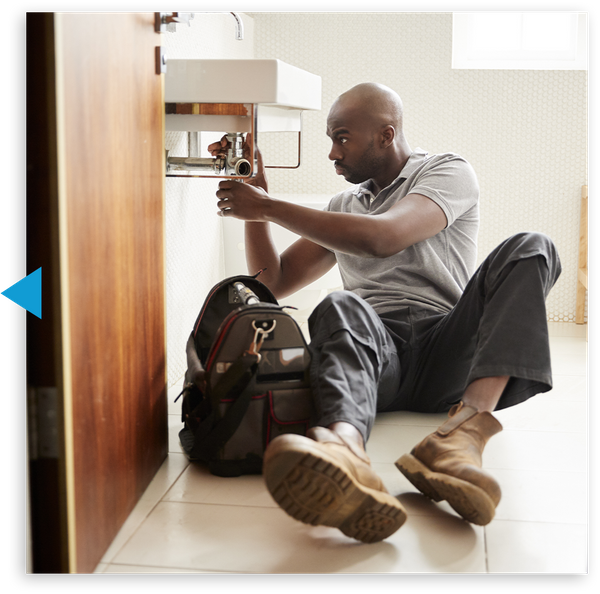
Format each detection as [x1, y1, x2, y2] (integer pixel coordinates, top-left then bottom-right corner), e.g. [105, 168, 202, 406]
[39, 13, 167, 573]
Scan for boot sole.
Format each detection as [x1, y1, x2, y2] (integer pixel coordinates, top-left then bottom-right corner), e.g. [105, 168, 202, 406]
[264, 441, 407, 543]
[395, 453, 496, 526]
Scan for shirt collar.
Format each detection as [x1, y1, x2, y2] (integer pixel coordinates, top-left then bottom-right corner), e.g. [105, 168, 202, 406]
[352, 148, 428, 200]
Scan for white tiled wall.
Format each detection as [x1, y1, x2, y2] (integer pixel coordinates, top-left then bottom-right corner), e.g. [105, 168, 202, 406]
[164, 12, 588, 387]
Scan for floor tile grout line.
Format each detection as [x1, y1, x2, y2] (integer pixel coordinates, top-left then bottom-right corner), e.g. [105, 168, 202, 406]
[104, 459, 189, 564]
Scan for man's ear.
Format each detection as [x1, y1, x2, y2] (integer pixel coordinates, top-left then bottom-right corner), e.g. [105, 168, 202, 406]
[380, 125, 396, 149]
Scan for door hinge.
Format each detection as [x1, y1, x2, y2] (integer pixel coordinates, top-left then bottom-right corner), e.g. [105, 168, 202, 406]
[155, 46, 166, 75]
[27, 387, 59, 460]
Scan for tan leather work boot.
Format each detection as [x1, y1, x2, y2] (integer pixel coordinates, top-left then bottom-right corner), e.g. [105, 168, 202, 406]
[395, 402, 503, 525]
[263, 427, 407, 543]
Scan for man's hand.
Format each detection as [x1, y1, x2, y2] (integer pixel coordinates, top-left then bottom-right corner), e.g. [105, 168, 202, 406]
[207, 133, 268, 191]
[216, 180, 273, 221]
[207, 136, 228, 157]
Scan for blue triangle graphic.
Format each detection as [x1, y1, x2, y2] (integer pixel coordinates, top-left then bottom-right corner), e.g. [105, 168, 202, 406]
[1, 267, 42, 318]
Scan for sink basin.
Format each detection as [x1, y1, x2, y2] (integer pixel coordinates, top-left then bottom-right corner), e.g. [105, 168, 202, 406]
[165, 59, 321, 110]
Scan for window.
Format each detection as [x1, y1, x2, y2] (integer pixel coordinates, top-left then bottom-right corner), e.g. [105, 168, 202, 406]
[452, 12, 587, 70]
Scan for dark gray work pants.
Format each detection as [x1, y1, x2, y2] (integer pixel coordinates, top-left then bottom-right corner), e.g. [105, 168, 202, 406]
[307, 232, 562, 443]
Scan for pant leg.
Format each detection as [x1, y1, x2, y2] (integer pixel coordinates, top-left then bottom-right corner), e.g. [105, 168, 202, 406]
[307, 290, 402, 443]
[389, 232, 562, 413]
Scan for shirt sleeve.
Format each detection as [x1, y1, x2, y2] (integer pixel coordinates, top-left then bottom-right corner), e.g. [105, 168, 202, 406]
[408, 154, 479, 227]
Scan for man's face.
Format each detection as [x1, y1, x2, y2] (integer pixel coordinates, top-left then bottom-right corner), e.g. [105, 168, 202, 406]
[326, 102, 384, 185]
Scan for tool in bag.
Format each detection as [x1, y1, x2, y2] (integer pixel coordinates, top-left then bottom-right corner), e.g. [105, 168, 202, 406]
[177, 273, 314, 477]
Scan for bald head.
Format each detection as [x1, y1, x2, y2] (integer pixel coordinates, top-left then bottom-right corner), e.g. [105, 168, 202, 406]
[333, 83, 404, 133]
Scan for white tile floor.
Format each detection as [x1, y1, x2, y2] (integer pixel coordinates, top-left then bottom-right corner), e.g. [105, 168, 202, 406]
[95, 322, 588, 575]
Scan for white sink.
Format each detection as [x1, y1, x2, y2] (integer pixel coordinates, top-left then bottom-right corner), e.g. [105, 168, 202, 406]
[165, 59, 321, 110]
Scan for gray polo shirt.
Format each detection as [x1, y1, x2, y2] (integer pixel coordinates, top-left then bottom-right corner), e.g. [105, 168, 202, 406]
[326, 148, 480, 314]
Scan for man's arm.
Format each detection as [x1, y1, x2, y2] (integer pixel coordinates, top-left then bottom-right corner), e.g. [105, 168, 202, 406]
[208, 135, 337, 299]
[241, 164, 338, 299]
[246, 225, 337, 299]
[217, 181, 448, 259]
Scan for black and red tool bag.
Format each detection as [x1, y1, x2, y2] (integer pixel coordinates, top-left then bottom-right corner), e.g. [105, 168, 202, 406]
[177, 273, 314, 477]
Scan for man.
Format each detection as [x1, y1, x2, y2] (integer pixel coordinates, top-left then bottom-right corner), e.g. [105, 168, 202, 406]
[211, 83, 561, 544]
